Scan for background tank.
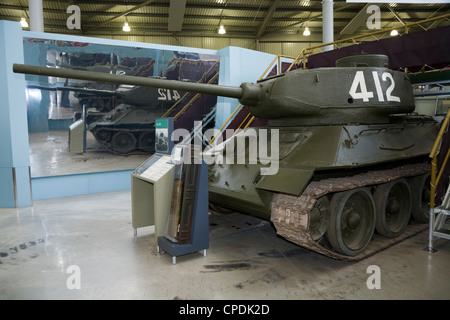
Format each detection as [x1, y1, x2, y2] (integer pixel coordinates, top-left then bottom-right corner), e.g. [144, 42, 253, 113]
[13, 54, 439, 260]
[55, 52, 219, 155]
[76, 59, 219, 155]
[84, 83, 187, 155]
[59, 52, 157, 112]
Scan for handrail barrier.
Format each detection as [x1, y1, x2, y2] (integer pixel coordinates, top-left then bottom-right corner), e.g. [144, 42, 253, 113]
[161, 62, 219, 119]
[428, 108, 450, 252]
[287, 13, 450, 71]
[429, 109, 450, 211]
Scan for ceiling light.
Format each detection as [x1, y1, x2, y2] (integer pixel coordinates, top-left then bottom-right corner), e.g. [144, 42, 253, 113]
[123, 22, 131, 32]
[303, 27, 310, 36]
[20, 18, 29, 28]
[390, 29, 398, 36]
[218, 25, 226, 34]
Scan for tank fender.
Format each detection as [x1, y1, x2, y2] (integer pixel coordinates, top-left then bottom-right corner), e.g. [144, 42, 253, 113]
[255, 168, 314, 196]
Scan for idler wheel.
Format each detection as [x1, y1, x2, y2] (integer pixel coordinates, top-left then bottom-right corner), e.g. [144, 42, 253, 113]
[111, 132, 136, 154]
[374, 179, 412, 238]
[411, 173, 431, 223]
[327, 187, 376, 256]
[138, 132, 155, 152]
[309, 196, 331, 241]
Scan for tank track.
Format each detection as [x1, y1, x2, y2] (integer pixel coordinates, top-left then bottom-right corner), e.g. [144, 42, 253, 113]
[91, 127, 155, 156]
[271, 162, 430, 261]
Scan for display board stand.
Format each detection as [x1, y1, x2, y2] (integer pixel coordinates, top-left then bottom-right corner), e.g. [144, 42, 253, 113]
[68, 106, 87, 154]
[131, 154, 175, 241]
[130, 117, 175, 240]
[157, 159, 209, 264]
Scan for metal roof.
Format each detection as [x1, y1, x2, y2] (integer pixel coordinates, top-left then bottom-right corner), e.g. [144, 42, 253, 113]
[0, 0, 449, 42]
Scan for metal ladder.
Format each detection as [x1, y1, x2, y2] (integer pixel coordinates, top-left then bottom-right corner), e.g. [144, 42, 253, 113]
[428, 184, 450, 252]
[428, 108, 450, 252]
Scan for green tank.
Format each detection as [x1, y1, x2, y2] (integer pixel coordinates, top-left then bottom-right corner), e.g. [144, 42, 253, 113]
[13, 54, 438, 260]
[84, 84, 187, 155]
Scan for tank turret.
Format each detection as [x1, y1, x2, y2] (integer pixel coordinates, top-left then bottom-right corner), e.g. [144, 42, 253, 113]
[13, 54, 438, 260]
[14, 54, 415, 126]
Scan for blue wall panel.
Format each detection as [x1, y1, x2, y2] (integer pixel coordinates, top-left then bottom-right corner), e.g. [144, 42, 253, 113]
[0, 168, 15, 208]
[0, 20, 32, 207]
[31, 170, 133, 200]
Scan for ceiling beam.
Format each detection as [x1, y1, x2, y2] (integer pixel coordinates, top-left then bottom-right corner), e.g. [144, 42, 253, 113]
[424, 6, 450, 29]
[387, 6, 406, 25]
[263, 3, 361, 36]
[168, 0, 186, 32]
[259, 32, 323, 42]
[340, 4, 370, 35]
[256, 0, 281, 38]
[84, 0, 156, 32]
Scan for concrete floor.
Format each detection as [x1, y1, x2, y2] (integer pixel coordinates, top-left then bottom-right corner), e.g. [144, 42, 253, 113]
[29, 130, 148, 177]
[0, 189, 449, 300]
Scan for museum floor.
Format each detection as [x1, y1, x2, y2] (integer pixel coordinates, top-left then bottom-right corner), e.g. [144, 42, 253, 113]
[28, 130, 148, 177]
[0, 189, 449, 300]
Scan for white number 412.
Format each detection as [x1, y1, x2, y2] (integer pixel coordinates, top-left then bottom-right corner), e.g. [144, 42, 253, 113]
[349, 71, 401, 103]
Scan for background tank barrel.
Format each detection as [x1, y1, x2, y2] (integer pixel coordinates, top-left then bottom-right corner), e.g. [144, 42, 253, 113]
[12, 63, 244, 100]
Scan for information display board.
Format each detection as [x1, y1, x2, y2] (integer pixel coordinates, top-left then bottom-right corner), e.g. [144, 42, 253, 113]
[131, 154, 175, 240]
[155, 117, 174, 154]
[138, 156, 174, 182]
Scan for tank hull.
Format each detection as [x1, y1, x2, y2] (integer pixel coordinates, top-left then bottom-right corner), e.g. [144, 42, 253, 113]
[207, 116, 438, 259]
[85, 104, 163, 155]
[208, 117, 438, 216]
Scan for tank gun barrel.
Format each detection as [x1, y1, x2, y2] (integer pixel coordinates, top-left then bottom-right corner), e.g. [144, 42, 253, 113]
[13, 53, 416, 126]
[12, 63, 244, 100]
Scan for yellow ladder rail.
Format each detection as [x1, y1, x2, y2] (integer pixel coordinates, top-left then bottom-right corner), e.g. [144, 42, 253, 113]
[429, 109, 450, 210]
[208, 54, 295, 145]
[161, 91, 191, 118]
[231, 113, 252, 138]
[209, 103, 243, 145]
[286, 48, 307, 72]
[161, 62, 219, 119]
[293, 13, 450, 70]
[209, 54, 296, 144]
[173, 73, 219, 120]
